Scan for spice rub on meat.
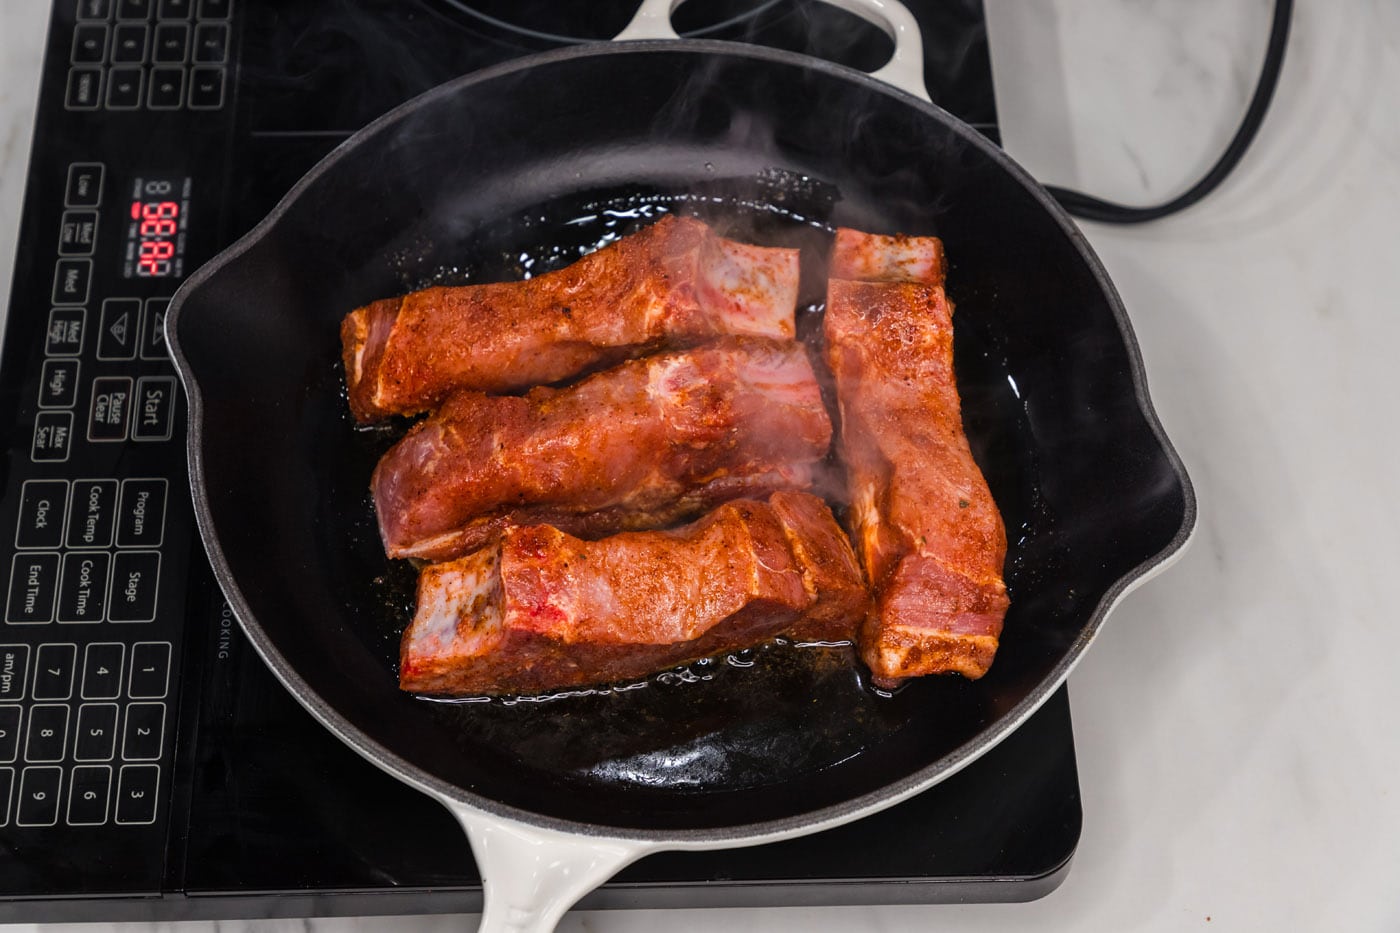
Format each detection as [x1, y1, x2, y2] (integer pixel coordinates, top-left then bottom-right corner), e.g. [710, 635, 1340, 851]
[346, 215, 1014, 697]
[341, 215, 801, 422]
[824, 228, 1010, 685]
[372, 338, 833, 562]
[398, 492, 867, 696]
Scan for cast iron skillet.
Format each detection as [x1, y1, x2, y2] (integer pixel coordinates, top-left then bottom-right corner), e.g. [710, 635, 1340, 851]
[165, 1, 1195, 929]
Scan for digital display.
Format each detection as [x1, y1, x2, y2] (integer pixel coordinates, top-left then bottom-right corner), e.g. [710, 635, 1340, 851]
[123, 175, 192, 279]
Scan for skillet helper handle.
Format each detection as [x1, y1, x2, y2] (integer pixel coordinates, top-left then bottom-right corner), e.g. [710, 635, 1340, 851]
[448, 802, 654, 933]
[615, 0, 932, 103]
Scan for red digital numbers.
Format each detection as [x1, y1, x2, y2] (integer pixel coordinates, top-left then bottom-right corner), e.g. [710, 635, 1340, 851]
[138, 201, 179, 238]
[131, 199, 181, 277]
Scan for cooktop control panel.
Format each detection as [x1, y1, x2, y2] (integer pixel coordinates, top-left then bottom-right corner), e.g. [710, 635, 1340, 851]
[0, 0, 235, 896]
[68, 0, 233, 114]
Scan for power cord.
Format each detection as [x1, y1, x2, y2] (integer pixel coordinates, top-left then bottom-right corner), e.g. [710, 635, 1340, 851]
[1048, 0, 1293, 224]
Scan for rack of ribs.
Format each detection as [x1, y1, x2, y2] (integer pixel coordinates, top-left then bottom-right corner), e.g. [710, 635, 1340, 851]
[823, 228, 1010, 685]
[341, 215, 800, 422]
[398, 491, 867, 696]
[372, 338, 833, 562]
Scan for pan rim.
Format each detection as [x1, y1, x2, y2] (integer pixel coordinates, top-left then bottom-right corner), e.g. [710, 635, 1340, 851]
[166, 37, 1198, 845]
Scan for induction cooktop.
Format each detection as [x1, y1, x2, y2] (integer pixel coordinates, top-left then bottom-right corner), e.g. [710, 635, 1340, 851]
[0, 1, 1079, 921]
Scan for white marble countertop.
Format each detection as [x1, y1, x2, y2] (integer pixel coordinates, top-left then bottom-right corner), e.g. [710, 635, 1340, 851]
[3, 0, 1399, 930]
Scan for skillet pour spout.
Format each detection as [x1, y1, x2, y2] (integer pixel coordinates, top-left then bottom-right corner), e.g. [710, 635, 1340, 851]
[165, 10, 1195, 931]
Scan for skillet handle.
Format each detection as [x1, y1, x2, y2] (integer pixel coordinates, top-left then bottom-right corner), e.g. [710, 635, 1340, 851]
[614, 0, 932, 103]
[445, 801, 656, 933]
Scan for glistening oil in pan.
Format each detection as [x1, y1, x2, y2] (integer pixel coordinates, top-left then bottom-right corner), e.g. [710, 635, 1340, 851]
[404, 171, 842, 327]
[343, 178, 1052, 798]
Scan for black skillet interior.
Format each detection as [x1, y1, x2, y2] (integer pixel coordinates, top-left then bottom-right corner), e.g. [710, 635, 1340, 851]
[170, 44, 1192, 837]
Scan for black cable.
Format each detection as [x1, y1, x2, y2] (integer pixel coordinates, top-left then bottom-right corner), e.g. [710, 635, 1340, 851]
[1048, 0, 1293, 224]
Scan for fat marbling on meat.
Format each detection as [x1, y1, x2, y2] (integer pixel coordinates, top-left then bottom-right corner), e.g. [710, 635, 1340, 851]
[824, 228, 1010, 685]
[373, 337, 833, 562]
[341, 215, 800, 422]
[398, 491, 867, 696]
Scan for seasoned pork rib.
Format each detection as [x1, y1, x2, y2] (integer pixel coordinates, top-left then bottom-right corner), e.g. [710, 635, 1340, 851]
[398, 492, 866, 696]
[769, 489, 868, 643]
[824, 229, 1009, 684]
[828, 228, 946, 286]
[341, 215, 800, 422]
[373, 338, 833, 561]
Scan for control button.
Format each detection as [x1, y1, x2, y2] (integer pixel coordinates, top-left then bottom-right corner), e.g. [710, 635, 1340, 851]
[67, 479, 118, 550]
[24, 705, 69, 763]
[82, 644, 125, 700]
[105, 67, 144, 110]
[67, 765, 112, 825]
[31, 644, 77, 701]
[16, 480, 69, 550]
[38, 359, 81, 409]
[58, 551, 110, 624]
[6, 553, 59, 624]
[0, 707, 20, 762]
[118, 479, 167, 547]
[132, 377, 176, 441]
[192, 22, 227, 62]
[158, 0, 193, 18]
[121, 703, 164, 761]
[148, 67, 184, 109]
[141, 298, 170, 359]
[98, 297, 140, 360]
[108, 551, 160, 623]
[187, 67, 225, 109]
[52, 258, 92, 305]
[74, 703, 120, 761]
[32, 412, 75, 463]
[65, 163, 105, 209]
[127, 642, 170, 698]
[65, 68, 102, 110]
[111, 23, 149, 64]
[115, 764, 159, 824]
[0, 647, 29, 701]
[196, 0, 231, 19]
[77, 0, 112, 20]
[0, 767, 10, 826]
[88, 376, 134, 442]
[16, 767, 63, 827]
[58, 210, 100, 256]
[152, 22, 188, 62]
[46, 308, 86, 356]
[117, 0, 154, 19]
[71, 24, 109, 64]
